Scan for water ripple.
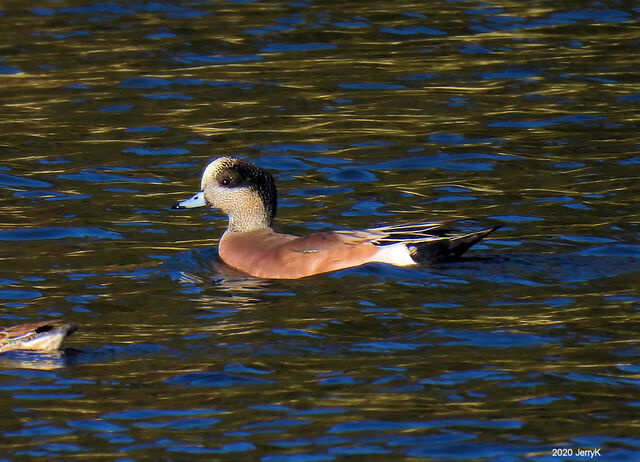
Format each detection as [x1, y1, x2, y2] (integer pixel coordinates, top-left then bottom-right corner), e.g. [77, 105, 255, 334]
[164, 372, 274, 387]
[0, 227, 122, 241]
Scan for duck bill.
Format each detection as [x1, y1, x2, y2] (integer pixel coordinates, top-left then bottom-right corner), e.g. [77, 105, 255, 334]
[172, 191, 207, 209]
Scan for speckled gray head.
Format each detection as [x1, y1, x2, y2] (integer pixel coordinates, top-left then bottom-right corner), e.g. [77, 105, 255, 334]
[173, 157, 278, 232]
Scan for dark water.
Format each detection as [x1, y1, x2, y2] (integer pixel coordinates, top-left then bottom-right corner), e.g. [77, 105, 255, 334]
[1, 0, 639, 460]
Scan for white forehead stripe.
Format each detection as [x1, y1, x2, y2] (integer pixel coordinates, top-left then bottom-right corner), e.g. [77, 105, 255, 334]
[200, 157, 235, 189]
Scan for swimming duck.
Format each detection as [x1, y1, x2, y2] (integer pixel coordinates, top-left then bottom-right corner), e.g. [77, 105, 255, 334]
[0, 320, 77, 353]
[172, 157, 500, 279]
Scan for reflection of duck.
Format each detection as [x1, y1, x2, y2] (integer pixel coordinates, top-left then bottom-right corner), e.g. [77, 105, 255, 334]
[173, 157, 500, 279]
[0, 320, 77, 353]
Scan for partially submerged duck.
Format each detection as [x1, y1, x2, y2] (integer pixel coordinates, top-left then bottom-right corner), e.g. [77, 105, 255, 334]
[173, 157, 500, 279]
[0, 320, 77, 353]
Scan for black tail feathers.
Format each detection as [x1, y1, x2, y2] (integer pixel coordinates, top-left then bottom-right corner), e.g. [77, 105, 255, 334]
[408, 226, 501, 264]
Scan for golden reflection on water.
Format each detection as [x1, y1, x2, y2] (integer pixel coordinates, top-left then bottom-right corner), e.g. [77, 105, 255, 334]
[0, 351, 69, 370]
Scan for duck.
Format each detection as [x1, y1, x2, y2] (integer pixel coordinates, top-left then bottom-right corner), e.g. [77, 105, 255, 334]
[0, 320, 77, 353]
[172, 157, 500, 279]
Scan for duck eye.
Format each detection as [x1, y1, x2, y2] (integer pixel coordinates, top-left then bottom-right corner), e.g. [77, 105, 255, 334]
[220, 178, 231, 187]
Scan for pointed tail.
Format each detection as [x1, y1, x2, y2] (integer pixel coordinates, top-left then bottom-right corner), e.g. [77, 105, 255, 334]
[408, 225, 501, 264]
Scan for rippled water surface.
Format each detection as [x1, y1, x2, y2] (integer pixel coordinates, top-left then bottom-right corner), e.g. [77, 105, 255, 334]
[1, 0, 639, 460]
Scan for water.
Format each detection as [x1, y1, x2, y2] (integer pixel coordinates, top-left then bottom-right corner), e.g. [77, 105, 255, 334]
[1, 0, 639, 460]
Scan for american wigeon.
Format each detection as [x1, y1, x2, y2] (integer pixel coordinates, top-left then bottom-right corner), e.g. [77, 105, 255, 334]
[172, 157, 500, 279]
[0, 320, 77, 353]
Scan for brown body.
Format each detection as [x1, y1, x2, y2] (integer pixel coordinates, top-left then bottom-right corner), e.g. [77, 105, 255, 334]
[219, 229, 382, 279]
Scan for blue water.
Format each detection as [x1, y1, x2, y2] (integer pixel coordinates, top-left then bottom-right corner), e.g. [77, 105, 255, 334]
[1, 0, 639, 460]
